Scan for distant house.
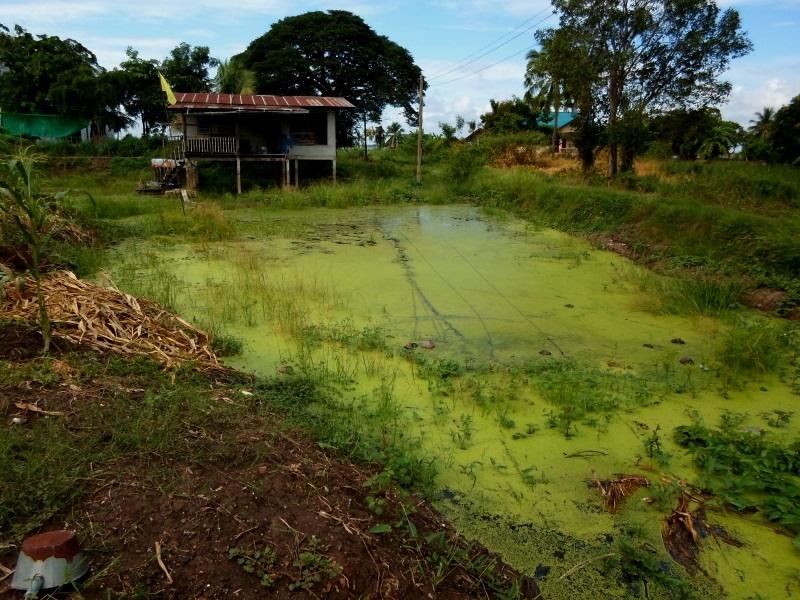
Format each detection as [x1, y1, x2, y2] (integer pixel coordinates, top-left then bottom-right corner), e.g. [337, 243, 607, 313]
[536, 110, 580, 155]
[464, 127, 485, 143]
[167, 93, 355, 192]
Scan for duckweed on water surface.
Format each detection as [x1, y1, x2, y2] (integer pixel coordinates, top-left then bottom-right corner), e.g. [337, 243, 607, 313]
[104, 204, 800, 599]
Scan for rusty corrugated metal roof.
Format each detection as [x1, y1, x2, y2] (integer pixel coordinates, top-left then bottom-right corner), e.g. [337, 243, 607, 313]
[171, 92, 354, 110]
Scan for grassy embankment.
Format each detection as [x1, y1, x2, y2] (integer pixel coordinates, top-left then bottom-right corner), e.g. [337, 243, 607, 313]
[39, 132, 800, 316]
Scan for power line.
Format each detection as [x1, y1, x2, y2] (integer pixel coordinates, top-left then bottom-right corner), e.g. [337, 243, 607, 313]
[428, 12, 556, 87]
[427, 8, 554, 82]
[430, 45, 532, 87]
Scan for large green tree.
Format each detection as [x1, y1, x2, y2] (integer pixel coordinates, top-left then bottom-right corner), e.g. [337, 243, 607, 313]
[0, 24, 129, 132]
[238, 10, 423, 146]
[649, 107, 726, 159]
[771, 95, 800, 165]
[161, 42, 217, 92]
[112, 43, 218, 135]
[542, 0, 751, 175]
[112, 47, 165, 135]
[480, 98, 536, 133]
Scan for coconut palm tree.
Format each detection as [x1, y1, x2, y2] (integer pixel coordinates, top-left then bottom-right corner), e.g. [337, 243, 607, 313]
[525, 30, 573, 152]
[698, 121, 742, 159]
[525, 47, 560, 151]
[386, 122, 404, 148]
[748, 107, 775, 139]
[214, 58, 255, 94]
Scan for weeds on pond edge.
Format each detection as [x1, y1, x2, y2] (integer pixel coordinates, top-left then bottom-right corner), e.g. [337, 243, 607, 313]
[674, 410, 800, 545]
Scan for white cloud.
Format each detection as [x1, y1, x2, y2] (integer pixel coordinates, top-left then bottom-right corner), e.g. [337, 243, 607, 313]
[721, 56, 800, 124]
[434, 0, 552, 17]
[0, 1, 107, 24]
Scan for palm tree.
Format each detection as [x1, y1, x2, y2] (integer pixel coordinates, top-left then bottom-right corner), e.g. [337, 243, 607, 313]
[525, 47, 560, 151]
[386, 122, 404, 148]
[698, 122, 742, 159]
[525, 30, 572, 153]
[214, 58, 255, 94]
[748, 107, 775, 139]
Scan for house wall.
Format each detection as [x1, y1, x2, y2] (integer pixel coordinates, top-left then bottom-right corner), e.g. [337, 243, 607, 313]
[288, 112, 336, 160]
[180, 111, 336, 158]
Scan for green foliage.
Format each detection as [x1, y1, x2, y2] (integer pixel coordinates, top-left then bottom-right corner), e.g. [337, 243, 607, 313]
[480, 97, 536, 133]
[161, 42, 217, 92]
[0, 24, 129, 130]
[697, 121, 743, 159]
[527, 358, 654, 437]
[37, 135, 165, 158]
[0, 148, 54, 351]
[228, 546, 278, 588]
[239, 10, 422, 145]
[110, 47, 166, 135]
[451, 414, 474, 449]
[255, 376, 438, 496]
[674, 415, 800, 535]
[110, 42, 217, 135]
[644, 275, 742, 316]
[289, 536, 342, 591]
[189, 202, 234, 242]
[650, 107, 727, 159]
[210, 332, 243, 357]
[643, 425, 671, 466]
[445, 144, 487, 185]
[301, 321, 388, 353]
[215, 57, 255, 94]
[610, 536, 691, 597]
[716, 317, 790, 374]
[546, 0, 751, 174]
[771, 95, 800, 165]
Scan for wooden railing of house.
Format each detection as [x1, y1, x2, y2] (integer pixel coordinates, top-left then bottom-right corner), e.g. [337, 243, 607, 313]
[184, 136, 237, 155]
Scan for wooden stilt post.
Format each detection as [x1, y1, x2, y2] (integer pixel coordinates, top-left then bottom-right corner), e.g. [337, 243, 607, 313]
[294, 159, 299, 187]
[332, 159, 337, 183]
[236, 157, 242, 195]
[235, 120, 241, 195]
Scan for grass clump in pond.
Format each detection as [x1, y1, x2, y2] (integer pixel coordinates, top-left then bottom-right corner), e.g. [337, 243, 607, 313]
[640, 275, 743, 317]
[715, 316, 794, 375]
[525, 358, 661, 437]
[674, 411, 800, 543]
[190, 202, 235, 242]
[300, 320, 389, 353]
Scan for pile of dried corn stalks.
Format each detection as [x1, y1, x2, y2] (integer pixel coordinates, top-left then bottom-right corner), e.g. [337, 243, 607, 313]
[0, 270, 220, 371]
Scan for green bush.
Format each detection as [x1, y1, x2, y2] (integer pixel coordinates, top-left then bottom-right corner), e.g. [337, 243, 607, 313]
[716, 317, 790, 373]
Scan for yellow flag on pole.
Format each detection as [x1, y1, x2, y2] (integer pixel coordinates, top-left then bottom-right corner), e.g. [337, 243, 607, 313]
[158, 72, 177, 106]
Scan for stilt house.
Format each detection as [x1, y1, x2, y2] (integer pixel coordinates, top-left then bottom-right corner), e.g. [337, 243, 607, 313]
[168, 93, 355, 192]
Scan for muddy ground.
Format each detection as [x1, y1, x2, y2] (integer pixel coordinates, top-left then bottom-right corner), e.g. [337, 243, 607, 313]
[0, 325, 537, 599]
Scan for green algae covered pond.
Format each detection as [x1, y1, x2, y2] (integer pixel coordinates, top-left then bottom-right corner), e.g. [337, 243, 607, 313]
[105, 204, 800, 599]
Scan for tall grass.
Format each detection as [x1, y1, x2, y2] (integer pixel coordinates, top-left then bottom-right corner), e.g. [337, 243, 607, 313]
[641, 276, 743, 316]
[716, 317, 791, 374]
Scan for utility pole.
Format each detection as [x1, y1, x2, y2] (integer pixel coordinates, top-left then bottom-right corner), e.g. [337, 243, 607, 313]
[363, 112, 368, 161]
[416, 74, 424, 183]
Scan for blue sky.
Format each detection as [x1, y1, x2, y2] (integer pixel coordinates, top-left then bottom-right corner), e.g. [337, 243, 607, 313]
[1, 0, 798, 131]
